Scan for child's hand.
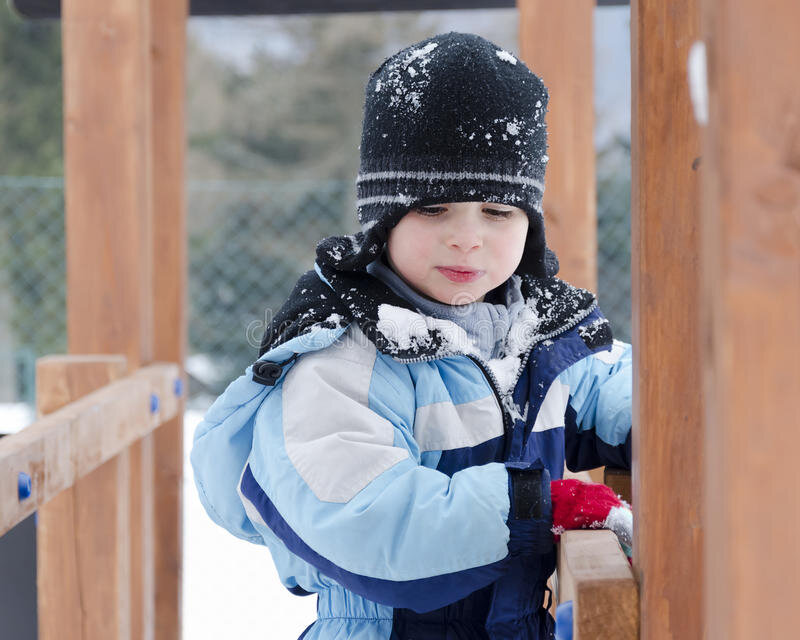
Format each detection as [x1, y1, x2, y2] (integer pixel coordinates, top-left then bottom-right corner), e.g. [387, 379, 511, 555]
[550, 478, 632, 558]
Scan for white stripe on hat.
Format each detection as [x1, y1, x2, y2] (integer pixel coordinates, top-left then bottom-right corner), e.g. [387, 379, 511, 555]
[356, 170, 544, 192]
[356, 194, 416, 207]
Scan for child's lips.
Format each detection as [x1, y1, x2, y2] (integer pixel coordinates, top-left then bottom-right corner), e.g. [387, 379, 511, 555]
[435, 266, 486, 283]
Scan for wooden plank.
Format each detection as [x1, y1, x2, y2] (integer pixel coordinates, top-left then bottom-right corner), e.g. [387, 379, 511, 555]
[130, 430, 155, 640]
[700, 0, 800, 637]
[603, 467, 631, 505]
[519, 0, 604, 486]
[630, 1, 704, 638]
[34, 355, 128, 416]
[558, 530, 638, 639]
[62, 0, 156, 636]
[548, 467, 594, 616]
[149, 2, 188, 638]
[562, 467, 594, 483]
[36, 356, 130, 640]
[62, 0, 154, 367]
[518, 0, 596, 293]
[0, 361, 180, 537]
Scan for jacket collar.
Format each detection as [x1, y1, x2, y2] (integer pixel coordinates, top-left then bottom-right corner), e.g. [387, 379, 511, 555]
[259, 260, 597, 364]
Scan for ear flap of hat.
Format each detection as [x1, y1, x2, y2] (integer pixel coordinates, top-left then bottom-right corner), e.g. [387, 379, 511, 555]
[514, 215, 559, 278]
[316, 205, 412, 271]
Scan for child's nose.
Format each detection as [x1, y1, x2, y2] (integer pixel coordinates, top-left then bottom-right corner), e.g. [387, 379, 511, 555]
[444, 213, 484, 252]
[446, 224, 483, 252]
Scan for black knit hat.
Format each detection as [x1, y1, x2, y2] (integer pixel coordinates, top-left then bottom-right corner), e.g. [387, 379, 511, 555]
[317, 31, 559, 278]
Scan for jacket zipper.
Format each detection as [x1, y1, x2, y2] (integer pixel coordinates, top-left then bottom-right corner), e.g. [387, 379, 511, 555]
[391, 299, 599, 460]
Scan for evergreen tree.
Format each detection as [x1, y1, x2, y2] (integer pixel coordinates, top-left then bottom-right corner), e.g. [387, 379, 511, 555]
[0, 4, 62, 175]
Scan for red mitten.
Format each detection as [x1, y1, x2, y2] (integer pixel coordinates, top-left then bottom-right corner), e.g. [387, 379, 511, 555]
[550, 479, 632, 556]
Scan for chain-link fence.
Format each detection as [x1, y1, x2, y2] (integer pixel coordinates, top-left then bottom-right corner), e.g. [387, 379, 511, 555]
[596, 139, 632, 344]
[186, 178, 355, 402]
[0, 162, 631, 412]
[0, 176, 66, 408]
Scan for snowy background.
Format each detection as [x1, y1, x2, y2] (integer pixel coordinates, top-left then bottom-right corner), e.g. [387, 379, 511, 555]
[181, 410, 318, 639]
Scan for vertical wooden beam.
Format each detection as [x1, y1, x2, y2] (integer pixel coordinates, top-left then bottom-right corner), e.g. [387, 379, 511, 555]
[63, 1, 154, 367]
[518, 0, 603, 485]
[36, 355, 130, 640]
[62, 0, 155, 637]
[150, 1, 188, 638]
[631, 1, 704, 638]
[518, 0, 596, 293]
[701, 0, 800, 637]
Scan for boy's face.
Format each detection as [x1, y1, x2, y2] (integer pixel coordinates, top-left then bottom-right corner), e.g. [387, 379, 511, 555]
[385, 201, 529, 305]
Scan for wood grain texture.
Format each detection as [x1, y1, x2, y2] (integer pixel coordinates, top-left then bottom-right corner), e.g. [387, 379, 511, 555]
[36, 357, 130, 640]
[631, 1, 704, 638]
[603, 467, 631, 505]
[62, 0, 154, 368]
[62, 0, 158, 635]
[0, 361, 180, 537]
[519, 0, 604, 487]
[700, 0, 800, 637]
[149, 1, 188, 638]
[518, 0, 596, 292]
[558, 530, 638, 640]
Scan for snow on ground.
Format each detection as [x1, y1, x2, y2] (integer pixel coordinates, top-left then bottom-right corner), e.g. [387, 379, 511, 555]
[0, 403, 35, 434]
[0, 404, 318, 640]
[182, 409, 317, 640]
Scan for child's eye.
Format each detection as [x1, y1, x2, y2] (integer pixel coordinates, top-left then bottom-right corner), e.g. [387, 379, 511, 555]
[414, 206, 445, 216]
[484, 208, 514, 218]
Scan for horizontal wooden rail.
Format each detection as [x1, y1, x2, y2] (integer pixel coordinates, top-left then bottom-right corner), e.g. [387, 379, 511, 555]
[558, 529, 638, 639]
[0, 361, 181, 537]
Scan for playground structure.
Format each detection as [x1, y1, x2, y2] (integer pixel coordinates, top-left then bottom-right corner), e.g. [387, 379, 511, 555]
[0, 0, 798, 639]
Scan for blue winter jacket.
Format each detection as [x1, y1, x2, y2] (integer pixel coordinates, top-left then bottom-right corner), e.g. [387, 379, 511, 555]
[190, 260, 632, 640]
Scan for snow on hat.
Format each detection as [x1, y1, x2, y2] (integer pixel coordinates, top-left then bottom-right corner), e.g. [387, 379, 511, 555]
[317, 31, 559, 278]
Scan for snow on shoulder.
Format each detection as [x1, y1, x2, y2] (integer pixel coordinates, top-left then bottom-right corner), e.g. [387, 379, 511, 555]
[375, 303, 479, 357]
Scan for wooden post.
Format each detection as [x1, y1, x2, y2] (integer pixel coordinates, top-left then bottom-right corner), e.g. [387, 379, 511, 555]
[62, 0, 155, 637]
[518, 0, 603, 485]
[36, 355, 130, 640]
[631, 1, 704, 638]
[150, 1, 188, 638]
[700, 0, 800, 637]
[518, 0, 596, 293]
[558, 530, 638, 639]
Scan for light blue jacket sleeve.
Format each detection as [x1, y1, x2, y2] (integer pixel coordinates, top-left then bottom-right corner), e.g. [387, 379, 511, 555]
[557, 339, 633, 471]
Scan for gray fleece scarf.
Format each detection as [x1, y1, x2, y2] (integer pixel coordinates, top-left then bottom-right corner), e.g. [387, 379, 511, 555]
[366, 253, 525, 362]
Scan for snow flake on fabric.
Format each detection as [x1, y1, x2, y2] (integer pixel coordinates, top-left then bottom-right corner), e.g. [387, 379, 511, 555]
[502, 395, 529, 424]
[378, 41, 439, 115]
[453, 114, 541, 161]
[403, 41, 439, 66]
[577, 317, 612, 350]
[495, 49, 518, 65]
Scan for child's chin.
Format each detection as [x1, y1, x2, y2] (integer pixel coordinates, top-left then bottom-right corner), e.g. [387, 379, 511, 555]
[436, 286, 486, 306]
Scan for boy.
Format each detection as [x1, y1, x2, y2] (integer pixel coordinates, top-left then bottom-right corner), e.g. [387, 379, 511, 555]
[191, 32, 632, 639]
